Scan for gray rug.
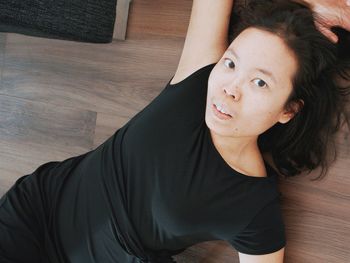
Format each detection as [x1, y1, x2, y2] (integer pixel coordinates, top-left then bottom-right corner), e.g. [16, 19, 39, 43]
[0, 0, 117, 43]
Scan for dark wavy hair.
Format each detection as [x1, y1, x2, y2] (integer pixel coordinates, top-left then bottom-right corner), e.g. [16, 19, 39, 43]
[228, 0, 350, 180]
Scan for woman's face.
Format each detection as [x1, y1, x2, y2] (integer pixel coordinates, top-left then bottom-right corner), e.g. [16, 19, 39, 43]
[205, 27, 298, 138]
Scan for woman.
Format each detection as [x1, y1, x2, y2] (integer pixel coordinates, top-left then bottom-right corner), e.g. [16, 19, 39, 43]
[0, 0, 349, 262]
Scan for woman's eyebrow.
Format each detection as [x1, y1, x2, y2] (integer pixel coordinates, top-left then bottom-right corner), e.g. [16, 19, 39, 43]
[227, 48, 240, 61]
[254, 68, 277, 84]
[226, 48, 277, 84]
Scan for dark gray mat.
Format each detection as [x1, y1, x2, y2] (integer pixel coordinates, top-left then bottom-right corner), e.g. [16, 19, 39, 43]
[0, 0, 117, 43]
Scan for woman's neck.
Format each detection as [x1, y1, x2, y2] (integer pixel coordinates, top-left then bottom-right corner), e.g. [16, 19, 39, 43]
[209, 129, 267, 177]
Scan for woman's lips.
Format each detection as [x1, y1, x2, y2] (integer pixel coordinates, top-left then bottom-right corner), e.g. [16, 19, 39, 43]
[212, 104, 232, 120]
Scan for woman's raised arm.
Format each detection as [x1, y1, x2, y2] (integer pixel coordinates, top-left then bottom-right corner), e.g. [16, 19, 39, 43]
[171, 0, 234, 85]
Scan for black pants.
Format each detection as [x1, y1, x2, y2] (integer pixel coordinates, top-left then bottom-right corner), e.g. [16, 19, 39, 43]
[0, 173, 50, 263]
[0, 160, 143, 263]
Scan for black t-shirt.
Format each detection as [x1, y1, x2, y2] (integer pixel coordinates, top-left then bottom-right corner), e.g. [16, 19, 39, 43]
[0, 63, 286, 263]
[118, 62, 286, 255]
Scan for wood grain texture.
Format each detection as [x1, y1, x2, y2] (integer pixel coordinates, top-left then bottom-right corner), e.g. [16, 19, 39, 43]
[1, 34, 183, 115]
[127, 0, 192, 39]
[0, 0, 349, 262]
[0, 94, 96, 192]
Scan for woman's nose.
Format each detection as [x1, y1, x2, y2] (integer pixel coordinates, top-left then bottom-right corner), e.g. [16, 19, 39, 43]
[224, 85, 241, 101]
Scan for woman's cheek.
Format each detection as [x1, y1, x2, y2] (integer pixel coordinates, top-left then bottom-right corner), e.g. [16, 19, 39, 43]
[246, 98, 273, 122]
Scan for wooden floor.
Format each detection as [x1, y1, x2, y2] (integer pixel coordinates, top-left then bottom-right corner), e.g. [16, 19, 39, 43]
[0, 0, 349, 262]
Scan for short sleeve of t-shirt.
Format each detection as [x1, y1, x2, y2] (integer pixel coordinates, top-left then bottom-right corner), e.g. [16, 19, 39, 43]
[229, 197, 286, 255]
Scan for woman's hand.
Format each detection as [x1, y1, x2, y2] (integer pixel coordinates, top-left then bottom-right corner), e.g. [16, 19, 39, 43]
[301, 0, 350, 43]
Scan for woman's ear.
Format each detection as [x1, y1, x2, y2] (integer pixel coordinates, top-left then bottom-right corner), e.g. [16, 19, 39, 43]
[278, 99, 304, 124]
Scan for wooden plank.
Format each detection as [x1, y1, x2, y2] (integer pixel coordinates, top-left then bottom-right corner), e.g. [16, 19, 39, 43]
[175, 241, 239, 263]
[0, 95, 96, 193]
[0, 95, 96, 150]
[127, 0, 192, 39]
[1, 34, 183, 115]
[114, 0, 132, 40]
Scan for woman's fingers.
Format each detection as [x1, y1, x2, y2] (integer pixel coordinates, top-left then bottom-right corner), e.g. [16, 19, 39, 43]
[315, 21, 339, 43]
[310, 0, 350, 42]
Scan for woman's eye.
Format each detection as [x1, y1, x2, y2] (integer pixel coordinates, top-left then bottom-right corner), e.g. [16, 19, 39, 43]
[224, 58, 235, 69]
[253, 79, 268, 88]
